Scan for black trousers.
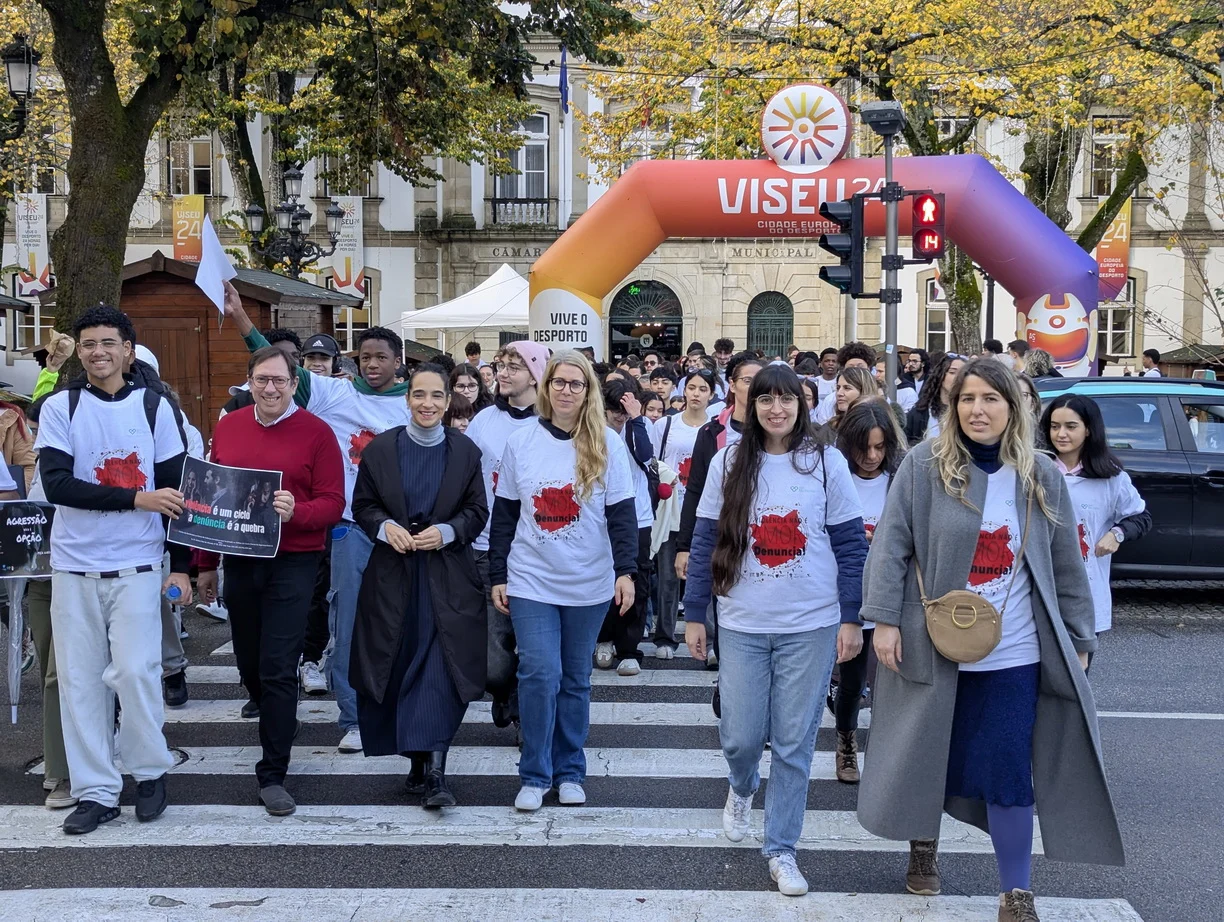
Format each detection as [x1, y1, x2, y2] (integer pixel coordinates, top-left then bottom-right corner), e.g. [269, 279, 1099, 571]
[302, 534, 332, 665]
[474, 550, 518, 708]
[833, 626, 875, 733]
[226, 551, 321, 788]
[599, 528, 653, 661]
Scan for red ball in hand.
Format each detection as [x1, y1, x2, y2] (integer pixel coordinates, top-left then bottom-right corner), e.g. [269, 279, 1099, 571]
[657, 482, 673, 500]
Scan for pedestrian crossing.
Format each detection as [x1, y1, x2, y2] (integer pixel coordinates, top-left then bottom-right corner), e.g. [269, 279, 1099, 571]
[3, 628, 1144, 921]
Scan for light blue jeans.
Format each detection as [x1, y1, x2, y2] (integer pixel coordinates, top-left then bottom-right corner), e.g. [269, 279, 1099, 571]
[718, 624, 838, 857]
[326, 522, 373, 732]
[509, 597, 607, 789]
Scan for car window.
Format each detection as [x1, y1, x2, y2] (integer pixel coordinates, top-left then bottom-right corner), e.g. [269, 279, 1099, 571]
[1182, 402, 1224, 453]
[1094, 396, 1167, 450]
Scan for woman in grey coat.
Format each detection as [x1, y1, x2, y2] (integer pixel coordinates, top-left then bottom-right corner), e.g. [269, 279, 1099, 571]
[858, 358, 1123, 922]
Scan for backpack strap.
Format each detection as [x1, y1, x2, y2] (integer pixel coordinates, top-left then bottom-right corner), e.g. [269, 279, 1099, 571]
[67, 388, 80, 422]
[659, 416, 673, 461]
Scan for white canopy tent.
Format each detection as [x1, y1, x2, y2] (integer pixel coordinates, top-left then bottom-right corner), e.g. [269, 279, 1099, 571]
[400, 263, 529, 352]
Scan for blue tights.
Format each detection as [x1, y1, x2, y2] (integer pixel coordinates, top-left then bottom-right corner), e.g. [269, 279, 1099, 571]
[987, 802, 1034, 892]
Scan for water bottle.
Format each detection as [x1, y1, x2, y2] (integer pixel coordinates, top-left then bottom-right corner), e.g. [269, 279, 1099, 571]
[164, 584, 183, 602]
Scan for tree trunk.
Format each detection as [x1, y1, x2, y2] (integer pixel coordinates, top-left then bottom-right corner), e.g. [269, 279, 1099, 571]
[1021, 123, 1084, 230]
[1076, 148, 1148, 252]
[941, 243, 983, 355]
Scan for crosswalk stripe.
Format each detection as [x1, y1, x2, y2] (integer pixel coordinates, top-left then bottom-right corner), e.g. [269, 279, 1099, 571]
[208, 639, 694, 659]
[0, 888, 1145, 921]
[161, 698, 872, 730]
[186, 664, 721, 687]
[0, 804, 1027, 854]
[211, 640, 233, 655]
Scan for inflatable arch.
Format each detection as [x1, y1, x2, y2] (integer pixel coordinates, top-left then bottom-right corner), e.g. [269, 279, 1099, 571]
[529, 85, 1120, 372]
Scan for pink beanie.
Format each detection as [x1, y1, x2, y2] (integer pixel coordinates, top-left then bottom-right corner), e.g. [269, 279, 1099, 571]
[507, 341, 551, 386]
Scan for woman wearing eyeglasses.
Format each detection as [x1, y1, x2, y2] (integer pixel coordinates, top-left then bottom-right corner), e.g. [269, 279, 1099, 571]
[488, 351, 639, 812]
[450, 363, 493, 413]
[682, 365, 869, 897]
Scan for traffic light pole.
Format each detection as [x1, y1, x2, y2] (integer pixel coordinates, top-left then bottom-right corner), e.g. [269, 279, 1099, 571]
[882, 134, 900, 403]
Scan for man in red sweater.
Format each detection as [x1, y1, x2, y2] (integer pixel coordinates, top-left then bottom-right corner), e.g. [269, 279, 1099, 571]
[197, 346, 345, 816]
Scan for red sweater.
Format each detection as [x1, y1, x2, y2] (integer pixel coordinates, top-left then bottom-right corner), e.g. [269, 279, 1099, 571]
[198, 405, 345, 568]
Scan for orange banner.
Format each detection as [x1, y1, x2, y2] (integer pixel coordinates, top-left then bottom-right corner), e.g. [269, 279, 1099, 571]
[1094, 198, 1131, 301]
[173, 195, 206, 263]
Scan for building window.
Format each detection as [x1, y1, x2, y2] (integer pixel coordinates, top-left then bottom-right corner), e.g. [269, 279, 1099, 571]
[321, 153, 373, 197]
[1097, 278, 1136, 358]
[9, 277, 53, 350]
[924, 278, 951, 354]
[746, 292, 794, 359]
[168, 137, 214, 196]
[493, 115, 549, 224]
[1090, 117, 1127, 198]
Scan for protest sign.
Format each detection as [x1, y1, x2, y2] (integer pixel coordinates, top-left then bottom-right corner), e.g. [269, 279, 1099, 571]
[169, 457, 282, 558]
[0, 502, 54, 579]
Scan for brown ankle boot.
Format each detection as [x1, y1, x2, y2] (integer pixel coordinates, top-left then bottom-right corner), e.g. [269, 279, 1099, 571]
[835, 730, 859, 783]
[906, 838, 941, 895]
[998, 889, 1040, 922]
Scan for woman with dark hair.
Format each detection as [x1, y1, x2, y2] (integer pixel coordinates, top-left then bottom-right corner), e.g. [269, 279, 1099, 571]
[1015, 373, 1042, 426]
[830, 399, 907, 783]
[443, 391, 476, 433]
[350, 363, 490, 809]
[798, 377, 819, 415]
[905, 352, 966, 445]
[859, 358, 1121, 922]
[1041, 393, 1151, 651]
[450, 363, 493, 413]
[682, 365, 869, 897]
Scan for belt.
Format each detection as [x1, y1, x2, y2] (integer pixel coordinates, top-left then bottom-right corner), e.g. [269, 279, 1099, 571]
[65, 564, 158, 579]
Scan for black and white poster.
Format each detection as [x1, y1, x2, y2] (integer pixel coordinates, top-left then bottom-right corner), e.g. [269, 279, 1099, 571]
[169, 457, 282, 558]
[0, 501, 53, 579]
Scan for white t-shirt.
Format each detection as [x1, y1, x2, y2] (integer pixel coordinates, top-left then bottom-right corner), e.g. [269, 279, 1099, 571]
[926, 410, 942, 440]
[650, 414, 704, 508]
[814, 391, 838, 425]
[896, 385, 918, 413]
[696, 444, 862, 634]
[1065, 470, 1145, 632]
[0, 464, 17, 492]
[1143, 367, 1161, 377]
[851, 471, 890, 631]
[960, 466, 1039, 673]
[465, 403, 538, 551]
[304, 374, 411, 521]
[496, 420, 636, 606]
[815, 375, 837, 401]
[35, 388, 186, 572]
[622, 424, 654, 529]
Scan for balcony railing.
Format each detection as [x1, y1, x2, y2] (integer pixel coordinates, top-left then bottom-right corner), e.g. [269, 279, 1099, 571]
[489, 197, 555, 227]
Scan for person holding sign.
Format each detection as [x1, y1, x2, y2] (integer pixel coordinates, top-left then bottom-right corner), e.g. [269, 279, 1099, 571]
[196, 347, 345, 817]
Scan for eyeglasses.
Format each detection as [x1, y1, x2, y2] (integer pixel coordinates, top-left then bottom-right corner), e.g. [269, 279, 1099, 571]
[495, 362, 528, 374]
[79, 339, 122, 351]
[735, 375, 759, 386]
[549, 377, 588, 393]
[453, 381, 479, 392]
[755, 393, 800, 409]
[251, 375, 293, 389]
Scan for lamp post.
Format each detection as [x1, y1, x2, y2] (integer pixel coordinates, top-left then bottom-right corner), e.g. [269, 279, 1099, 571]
[243, 166, 345, 279]
[1, 34, 40, 143]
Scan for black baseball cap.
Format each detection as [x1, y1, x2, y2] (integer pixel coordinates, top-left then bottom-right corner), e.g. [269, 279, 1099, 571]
[302, 333, 340, 357]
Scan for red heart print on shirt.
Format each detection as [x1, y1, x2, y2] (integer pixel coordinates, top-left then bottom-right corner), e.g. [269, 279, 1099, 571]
[533, 483, 580, 533]
[676, 456, 693, 487]
[968, 525, 1014, 587]
[95, 453, 147, 490]
[750, 510, 807, 568]
[1077, 522, 1090, 561]
[348, 429, 377, 465]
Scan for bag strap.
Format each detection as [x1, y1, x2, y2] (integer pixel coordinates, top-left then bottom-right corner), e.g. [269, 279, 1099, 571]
[659, 415, 672, 461]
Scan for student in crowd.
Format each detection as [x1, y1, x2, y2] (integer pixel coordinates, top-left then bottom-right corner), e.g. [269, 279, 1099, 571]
[825, 367, 880, 436]
[905, 353, 965, 445]
[479, 363, 496, 391]
[36, 305, 192, 835]
[683, 365, 868, 897]
[904, 349, 930, 395]
[0, 398, 36, 491]
[443, 391, 476, 433]
[301, 333, 342, 377]
[1141, 348, 1162, 377]
[1006, 339, 1029, 372]
[859, 358, 1121, 922]
[221, 280, 410, 755]
[450, 363, 494, 413]
[596, 377, 655, 677]
[488, 351, 637, 812]
[831, 400, 907, 783]
[350, 364, 489, 808]
[1041, 394, 1152, 661]
[668, 395, 686, 415]
[875, 357, 919, 413]
[196, 346, 346, 816]
[464, 341, 551, 734]
[982, 339, 1004, 357]
[814, 342, 877, 424]
[465, 341, 484, 367]
[713, 338, 736, 373]
[812, 348, 839, 400]
[799, 378, 819, 416]
[1016, 373, 1043, 428]
[650, 368, 716, 658]
[642, 393, 666, 422]
[1024, 348, 1062, 379]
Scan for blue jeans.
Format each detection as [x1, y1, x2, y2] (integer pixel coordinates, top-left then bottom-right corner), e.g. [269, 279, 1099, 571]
[326, 522, 373, 731]
[718, 624, 838, 857]
[509, 597, 607, 789]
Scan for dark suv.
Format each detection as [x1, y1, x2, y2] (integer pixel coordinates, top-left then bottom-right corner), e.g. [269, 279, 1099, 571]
[1035, 376, 1224, 579]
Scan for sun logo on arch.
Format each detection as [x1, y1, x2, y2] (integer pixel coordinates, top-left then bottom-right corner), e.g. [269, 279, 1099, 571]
[761, 84, 851, 174]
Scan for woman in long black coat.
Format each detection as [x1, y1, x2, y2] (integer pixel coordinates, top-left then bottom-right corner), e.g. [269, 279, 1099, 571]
[350, 363, 489, 808]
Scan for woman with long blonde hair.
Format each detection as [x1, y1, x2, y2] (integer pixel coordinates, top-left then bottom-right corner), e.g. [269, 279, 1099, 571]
[488, 350, 639, 812]
[858, 358, 1121, 922]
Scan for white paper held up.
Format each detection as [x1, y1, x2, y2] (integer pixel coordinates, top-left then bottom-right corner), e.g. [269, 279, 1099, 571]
[195, 214, 238, 313]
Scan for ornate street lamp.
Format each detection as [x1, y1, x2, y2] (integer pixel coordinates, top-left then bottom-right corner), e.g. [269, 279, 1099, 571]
[243, 165, 346, 279]
[1, 34, 40, 143]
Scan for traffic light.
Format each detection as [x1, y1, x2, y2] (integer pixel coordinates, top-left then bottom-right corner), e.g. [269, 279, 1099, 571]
[818, 197, 864, 297]
[911, 192, 945, 260]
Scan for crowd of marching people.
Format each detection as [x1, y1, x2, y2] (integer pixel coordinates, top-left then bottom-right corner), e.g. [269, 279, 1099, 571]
[13, 283, 1156, 922]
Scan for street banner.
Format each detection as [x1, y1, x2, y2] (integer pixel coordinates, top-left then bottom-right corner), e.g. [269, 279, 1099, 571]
[0, 501, 53, 579]
[1095, 198, 1132, 301]
[173, 194, 206, 263]
[331, 195, 366, 298]
[169, 457, 282, 558]
[14, 193, 51, 297]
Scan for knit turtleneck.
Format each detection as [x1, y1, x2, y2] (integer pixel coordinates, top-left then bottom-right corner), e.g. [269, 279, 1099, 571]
[408, 417, 446, 447]
[959, 430, 1002, 473]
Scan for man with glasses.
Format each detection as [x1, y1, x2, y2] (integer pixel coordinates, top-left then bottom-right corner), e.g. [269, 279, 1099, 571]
[464, 341, 551, 734]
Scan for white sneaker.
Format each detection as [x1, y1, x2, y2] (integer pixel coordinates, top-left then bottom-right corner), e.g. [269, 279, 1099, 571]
[723, 786, 752, 842]
[594, 642, 616, 669]
[44, 779, 78, 810]
[196, 601, 229, 622]
[514, 785, 545, 812]
[705, 648, 718, 668]
[337, 728, 363, 753]
[300, 660, 328, 695]
[557, 782, 586, 805]
[654, 644, 674, 660]
[616, 658, 641, 677]
[769, 853, 809, 896]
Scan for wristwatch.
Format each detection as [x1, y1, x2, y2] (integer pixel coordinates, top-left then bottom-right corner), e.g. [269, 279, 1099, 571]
[1109, 526, 1126, 543]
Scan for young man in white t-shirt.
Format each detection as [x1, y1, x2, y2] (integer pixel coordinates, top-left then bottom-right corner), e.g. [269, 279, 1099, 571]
[35, 306, 191, 836]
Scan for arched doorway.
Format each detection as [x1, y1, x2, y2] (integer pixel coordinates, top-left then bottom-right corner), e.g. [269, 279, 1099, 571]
[747, 291, 795, 359]
[608, 280, 683, 360]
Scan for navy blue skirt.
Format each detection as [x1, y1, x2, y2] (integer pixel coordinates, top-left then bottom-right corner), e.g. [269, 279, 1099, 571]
[945, 663, 1039, 807]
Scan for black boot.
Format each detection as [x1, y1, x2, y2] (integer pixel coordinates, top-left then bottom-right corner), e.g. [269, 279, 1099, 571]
[422, 751, 456, 809]
[404, 752, 428, 795]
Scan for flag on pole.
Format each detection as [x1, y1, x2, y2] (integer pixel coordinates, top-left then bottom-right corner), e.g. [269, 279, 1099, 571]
[560, 47, 569, 114]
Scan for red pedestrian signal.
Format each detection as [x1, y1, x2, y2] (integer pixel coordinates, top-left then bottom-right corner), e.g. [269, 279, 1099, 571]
[911, 192, 945, 260]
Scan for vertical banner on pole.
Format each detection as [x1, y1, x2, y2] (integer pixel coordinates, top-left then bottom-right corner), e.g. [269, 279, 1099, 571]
[1094, 198, 1132, 301]
[173, 194, 206, 263]
[331, 196, 366, 298]
[14, 194, 51, 296]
